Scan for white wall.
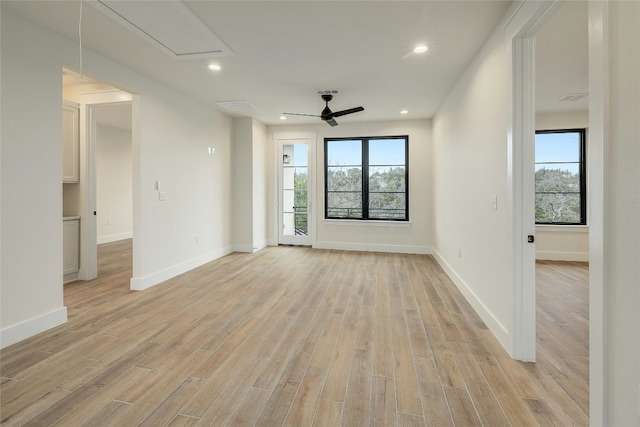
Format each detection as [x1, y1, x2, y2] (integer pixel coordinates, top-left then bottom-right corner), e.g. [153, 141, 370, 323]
[252, 120, 269, 248]
[96, 123, 133, 244]
[130, 89, 232, 290]
[432, 25, 513, 350]
[232, 118, 269, 252]
[233, 118, 254, 251]
[535, 111, 589, 261]
[604, 1, 639, 424]
[1, 7, 234, 346]
[268, 119, 432, 254]
[1, 6, 67, 346]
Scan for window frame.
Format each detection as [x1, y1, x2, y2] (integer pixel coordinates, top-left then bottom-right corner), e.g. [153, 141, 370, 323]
[534, 128, 587, 225]
[324, 135, 409, 221]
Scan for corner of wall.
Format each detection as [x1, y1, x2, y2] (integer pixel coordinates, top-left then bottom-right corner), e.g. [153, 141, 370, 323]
[432, 248, 511, 354]
[0, 307, 68, 349]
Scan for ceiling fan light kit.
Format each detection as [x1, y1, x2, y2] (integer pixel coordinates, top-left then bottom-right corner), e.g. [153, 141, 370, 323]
[283, 94, 364, 127]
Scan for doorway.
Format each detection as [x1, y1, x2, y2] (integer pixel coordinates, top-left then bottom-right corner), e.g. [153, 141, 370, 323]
[94, 103, 133, 248]
[532, 2, 590, 417]
[274, 132, 316, 246]
[62, 68, 135, 282]
[508, 1, 605, 421]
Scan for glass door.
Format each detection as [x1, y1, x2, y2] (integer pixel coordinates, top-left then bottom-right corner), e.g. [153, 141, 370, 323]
[278, 140, 312, 246]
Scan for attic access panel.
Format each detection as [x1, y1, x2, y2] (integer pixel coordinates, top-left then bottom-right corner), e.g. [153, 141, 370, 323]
[91, 1, 233, 59]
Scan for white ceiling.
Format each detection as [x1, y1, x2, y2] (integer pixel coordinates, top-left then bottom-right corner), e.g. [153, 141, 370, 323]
[535, 1, 589, 113]
[8, 1, 587, 126]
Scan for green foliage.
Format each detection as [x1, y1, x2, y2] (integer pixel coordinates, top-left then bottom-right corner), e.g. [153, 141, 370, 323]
[535, 167, 581, 223]
[293, 172, 308, 233]
[326, 167, 362, 218]
[326, 166, 406, 219]
[369, 167, 406, 218]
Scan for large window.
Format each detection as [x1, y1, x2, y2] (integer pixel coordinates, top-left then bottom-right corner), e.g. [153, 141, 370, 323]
[535, 129, 586, 225]
[325, 136, 408, 221]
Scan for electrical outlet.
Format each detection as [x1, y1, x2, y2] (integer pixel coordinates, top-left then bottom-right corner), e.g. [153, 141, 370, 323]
[195, 235, 199, 244]
[159, 192, 167, 201]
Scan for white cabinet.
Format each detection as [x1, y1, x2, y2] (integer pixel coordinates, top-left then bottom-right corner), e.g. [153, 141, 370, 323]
[63, 217, 80, 277]
[63, 101, 80, 183]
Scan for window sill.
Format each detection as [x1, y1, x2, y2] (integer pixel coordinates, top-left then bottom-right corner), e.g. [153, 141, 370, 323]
[535, 224, 589, 233]
[323, 219, 412, 228]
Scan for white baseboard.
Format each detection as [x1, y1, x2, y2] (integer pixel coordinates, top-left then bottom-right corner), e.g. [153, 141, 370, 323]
[233, 245, 256, 253]
[432, 248, 510, 353]
[313, 241, 432, 255]
[536, 251, 588, 262]
[129, 246, 233, 291]
[1, 306, 68, 349]
[97, 232, 133, 244]
[253, 240, 268, 251]
[64, 271, 79, 284]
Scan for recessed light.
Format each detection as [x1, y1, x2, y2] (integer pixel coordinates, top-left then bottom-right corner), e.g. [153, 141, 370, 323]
[414, 45, 428, 53]
[208, 64, 221, 71]
[400, 110, 408, 114]
[280, 116, 287, 120]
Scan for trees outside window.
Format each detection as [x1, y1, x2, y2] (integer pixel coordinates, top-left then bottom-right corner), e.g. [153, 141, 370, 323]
[535, 129, 586, 225]
[325, 136, 408, 221]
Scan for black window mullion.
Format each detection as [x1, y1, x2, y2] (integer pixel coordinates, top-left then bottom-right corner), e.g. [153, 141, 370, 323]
[405, 136, 409, 221]
[579, 130, 587, 224]
[362, 138, 369, 219]
[324, 139, 329, 219]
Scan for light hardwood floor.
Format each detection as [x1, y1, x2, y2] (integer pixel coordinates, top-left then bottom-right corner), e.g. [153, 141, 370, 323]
[1, 240, 588, 426]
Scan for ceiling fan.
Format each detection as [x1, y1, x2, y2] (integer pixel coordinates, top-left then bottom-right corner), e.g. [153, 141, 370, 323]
[283, 94, 364, 127]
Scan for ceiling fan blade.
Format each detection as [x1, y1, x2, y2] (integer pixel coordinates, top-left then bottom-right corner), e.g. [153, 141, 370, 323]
[330, 106, 364, 118]
[325, 117, 339, 127]
[282, 112, 321, 117]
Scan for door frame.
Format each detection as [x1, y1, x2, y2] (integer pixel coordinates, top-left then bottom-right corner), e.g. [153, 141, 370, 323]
[507, 0, 606, 422]
[77, 91, 135, 281]
[273, 131, 316, 246]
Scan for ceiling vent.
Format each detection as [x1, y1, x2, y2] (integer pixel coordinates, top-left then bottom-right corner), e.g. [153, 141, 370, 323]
[216, 100, 259, 113]
[556, 93, 588, 103]
[90, 1, 233, 60]
[316, 89, 340, 96]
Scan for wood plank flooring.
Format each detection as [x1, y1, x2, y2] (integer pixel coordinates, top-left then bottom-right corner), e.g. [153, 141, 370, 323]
[0, 240, 589, 426]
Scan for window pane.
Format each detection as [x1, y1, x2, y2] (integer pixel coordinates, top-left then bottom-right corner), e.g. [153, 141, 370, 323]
[327, 191, 363, 218]
[294, 212, 308, 235]
[294, 169, 308, 209]
[327, 140, 362, 166]
[369, 139, 406, 166]
[535, 165, 581, 193]
[535, 193, 581, 223]
[327, 166, 362, 192]
[369, 166, 406, 192]
[292, 144, 308, 166]
[369, 192, 406, 219]
[535, 132, 580, 163]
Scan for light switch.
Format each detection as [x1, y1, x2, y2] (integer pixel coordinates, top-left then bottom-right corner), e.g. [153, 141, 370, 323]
[492, 195, 498, 211]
